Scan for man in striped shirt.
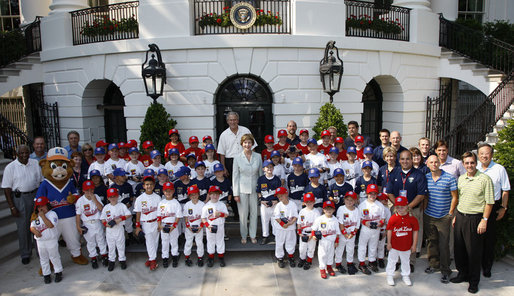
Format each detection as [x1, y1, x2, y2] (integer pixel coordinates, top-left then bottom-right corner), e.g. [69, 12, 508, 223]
[423, 155, 458, 283]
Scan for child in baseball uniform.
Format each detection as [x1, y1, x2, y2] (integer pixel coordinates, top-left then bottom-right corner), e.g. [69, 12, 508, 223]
[304, 138, 328, 185]
[327, 168, 353, 211]
[191, 161, 211, 202]
[273, 129, 290, 155]
[386, 196, 419, 286]
[134, 175, 161, 271]
[100, 188, 131, 271]
[105, 143, 127, 185]
[297, 192, 320, 270]
[355, 160, 378, 204]
[164, 148, 184, 183]
[274, 187, 298, 268]
[334, 191, 360, 275]
[148, 150, 165, 174]
[30, 196, 63, 284]
[362, 147, 380, 179]
[334, 137, 348, 161]
[284, 146, 300, 176]
[257, 160, 281, 245]
[311, 200, 341, 279]
[125, 147, 145, 191]
[377, 192, 392, 269]
[88, 147, 108, 184]
[76, 180, 108, 269]
[357, 184, 387, 275]
[287, 157, 309, 210]
[262, 135, 274, 161]
[210, 163, 232, 205]
[295, 129, 310, 156]
[304, 168, 327, 210]
[318, 130, 333, 156]
[326, 147, 343, 186]
[341, 146, 361, 188]
[270, 150, 286, 185]
[183, 185, 205, 267]
[202, 185, 229, 267]
[158, 182, 182, 268]
[90, 169, 108, 204]
[203, 144, 220, 179]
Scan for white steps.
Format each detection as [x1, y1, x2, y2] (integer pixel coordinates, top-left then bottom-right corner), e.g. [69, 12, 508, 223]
[485, 104, 514, 145]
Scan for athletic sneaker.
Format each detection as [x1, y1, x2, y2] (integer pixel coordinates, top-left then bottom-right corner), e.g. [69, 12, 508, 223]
[402, 276, 412, 286]
[387, 275, 395, 286]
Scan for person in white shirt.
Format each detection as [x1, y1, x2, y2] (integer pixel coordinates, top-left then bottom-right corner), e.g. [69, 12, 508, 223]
[270, 150, 287, 185]
[148, 150, 165, 174]
[88, 147, 108, 184]
[335, 191, 360, 275]
[183, 185, 205, 267]
[304, 138, 329, 184]
[158, 182, 183, 268]
[297, 193, 321, 270]
[273, 187, 298, 268]
[125, 147, 145, 190]
[164, 148, 184, 183]
[327, 147, 343, 186]
[104, 143, 127, 185]
[341, 146, 362, 188]
[203, 144, 220, 179]
[202, 185, 229, 267]
[312, 200, 341, 279]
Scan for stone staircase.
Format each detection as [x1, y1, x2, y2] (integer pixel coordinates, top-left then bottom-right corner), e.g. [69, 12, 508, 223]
[0, 151, 19, 263]
[486, 103, 514, 145]
[0, 52, 41, 97]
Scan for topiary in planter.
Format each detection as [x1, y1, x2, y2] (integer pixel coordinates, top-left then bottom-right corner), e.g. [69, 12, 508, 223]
[139, 102, 177, 153]
[312, 102, 348, 140]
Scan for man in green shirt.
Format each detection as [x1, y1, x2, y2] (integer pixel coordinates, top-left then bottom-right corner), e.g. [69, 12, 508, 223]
[450, 152, 494, 294]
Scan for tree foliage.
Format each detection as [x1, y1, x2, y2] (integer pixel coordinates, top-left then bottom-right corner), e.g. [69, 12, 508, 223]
[312, 103, 348, 140]
[139, 102, 177, 153]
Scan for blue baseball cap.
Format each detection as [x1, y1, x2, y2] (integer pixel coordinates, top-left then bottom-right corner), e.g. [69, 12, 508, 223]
[128, 147, 139, 154]
[364, 146, 373, 154]
[195, 161, 206, 168]
[333, 168, 344, 177]
[307, 138, 317, 146]
[362, 160, 373, 169]
[270, 150, 281, 158]
[329, 147, 339, 154]
[262, 160, 274, 168]
[89, 169, 101, 177]
[186, 153, 196, 160]
[204, 144, 215, 151]
[108, 143, 118, 151]
[174, 166, 191, 178]
[113, 168, 128, 177]
[168, 148, 179, 156]
[158, 168, 168, 176]
[213, 163, 224, 172]
[143, 168, 155, 177]
[308, 168, 320, 178]
[292, 157, 303, 165]
[150, 150, 161, 159]
[94, 147, 105, 155]
[347, 146, 356, 154]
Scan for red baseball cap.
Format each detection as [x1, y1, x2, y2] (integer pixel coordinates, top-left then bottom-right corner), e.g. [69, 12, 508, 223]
[127, 139, 137, 148]
[303, 192, 315, 203]
[276, 187, 288, 196]
[277, 129, 287, 138]
[377, 193, 389, 201]
[208, 185, 222, 194]
[96, 140, 108, 148]
[35, 196, 49, 207]
[82, 180, 95, 191]
[334, 137, 344, 144]
[300, 129, 309, 135]
[202, 135, 212, 142]
[142, 141, 154, 149]
[168, 129, 179, 136]
[107, 188, 119, 198]
[344, 191, 358, 200]
[118, 142, 127, 149]
[264, 135, 274, 143]
[366, 184, 379, 194]
[395, 196, 408, 206]
[321, 130, 330, 138]
[187, 185, 199, 195]
[323, 200, 335, 209]
[355, 135, 364, 143]
[163, 182, 175, 191]
[189, 136, 199, 144]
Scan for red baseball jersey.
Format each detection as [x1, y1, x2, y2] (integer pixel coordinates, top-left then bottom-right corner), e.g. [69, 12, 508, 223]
[386, 213, 419, 251]
[296, 143, 310, 155]
[261, 149, 273, 161]
[318, 143, 333, 155]
[273, 142, 290, 153]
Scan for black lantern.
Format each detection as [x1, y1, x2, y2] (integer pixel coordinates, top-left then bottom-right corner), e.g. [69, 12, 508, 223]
[319, 40, 344, 103]
[142, 43, 166, 102]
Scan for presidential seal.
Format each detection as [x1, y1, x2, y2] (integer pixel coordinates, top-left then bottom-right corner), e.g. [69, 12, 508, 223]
[230, 2, 257, 30]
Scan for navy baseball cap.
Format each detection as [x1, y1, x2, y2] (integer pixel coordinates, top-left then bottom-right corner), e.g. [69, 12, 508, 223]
[333, 168, 344, 177]
[94, 147, 106, 155]
[150, 150, 161, 159]
[175, 166, 191, 178]
[108, 143, 118, 151]
[262, 160, 274, 168]
[143, 168, 155, 177]
[347, 146, 356, 154]
[270, 150, 281, 158]
[292, 157, 303, 165]
[213, 163, 224, 172]
[204, 144, 215, 151]
[329, 147, 339, 154]
[362, 160, 373, 169]
[168, 148, 179, 156]
[113, 168, 128, 177]
[195, 161, 206, 168]
[308, 168, 320, 178]
[288, 146, 297, 153]
[186, 153, 196, 160]
[307, 138, 317, 146]
[128, 147, 139, 154]
[364, 146, 373, 154]
[89, 169, 101, 177]
[158, 168, 168, 176]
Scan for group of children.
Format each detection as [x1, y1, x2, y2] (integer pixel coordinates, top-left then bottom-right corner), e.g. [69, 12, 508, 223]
[31, 128, 418, 287]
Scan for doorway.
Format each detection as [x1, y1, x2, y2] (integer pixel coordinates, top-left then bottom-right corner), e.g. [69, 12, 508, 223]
[103, 82, 127, 143]
[361, 79, 383, 145]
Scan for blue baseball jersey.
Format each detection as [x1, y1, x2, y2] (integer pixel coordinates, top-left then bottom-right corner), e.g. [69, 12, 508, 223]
[287, 172, 309, 201]
[154, 182, 163, 197]
[173, 179, 191, 204]
[328, 182, 354, 209]
[210, 177, 232, 202]
[304, 182, 327, 208]
[110, 181, 134, 206]
[191, 177, 211, 202]
[94, 183, 108, 204]
[36, 179, 78, 219]
[256, 175, 281, 202]
[354, 175, 378, 196]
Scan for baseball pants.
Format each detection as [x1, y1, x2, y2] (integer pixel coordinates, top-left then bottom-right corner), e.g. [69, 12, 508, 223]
[299, 237, 316, 260]
[335, 234, 356, 264]
[14, 192, 35, 260]
[275, 228, 296, 259]
[237, 193, 258, 239]
[318, 239, 336, 269]
[106, 227, 126, 262]
[207, 224, 225, 254]
[37, 239, 63, 276]
[386, 248, 411, 277]
[377, 231, 386, 259]
[83, 220, 107, 258]
[184, 227, 204, 257]
[260, 204, 275, 238]
[358, 226, 380, 262]
[142, 222, 160, 260]
[161, 227, 180, 258]
[57, 216, 82, 257]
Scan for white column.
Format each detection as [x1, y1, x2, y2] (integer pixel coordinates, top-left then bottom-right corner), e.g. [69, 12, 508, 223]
[49, 0, 88, 14]
[20, 0, 51, 25]
[430, 0, 458, 21]
[393, 0, 431, 11]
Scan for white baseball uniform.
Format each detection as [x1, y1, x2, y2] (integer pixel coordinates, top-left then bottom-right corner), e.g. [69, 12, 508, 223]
[377, 206, 392, 260]
[76, 194, 107, 258]
[88, 161, 108, 184]
[101, 202, 131, 262]
[202, 201, 228, 255]
[183, 200, 205, 257]
[297, 207, 321, 260]
[203, 159, 220, 179]
[335, 205, 360, 264]
[164, 161, 184, 183]
[304, 153, 329, 184]
[105, 158, 127, 181]
[159, 198, 183, 258]
[357, 199, 387, 263]
[326, 161, 343, 186]
[125, 160, 145, 190]
[312, 214, 341, 269]
[31, 210, 63, 276]
[273, 201, 298, 259]
[134, 192, 161, 261]
[341, 161, 362, 188]
[273, 163, 287, 183]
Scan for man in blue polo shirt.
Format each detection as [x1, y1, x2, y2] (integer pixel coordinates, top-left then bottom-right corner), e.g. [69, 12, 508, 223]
[424, 155, 458, 283]
[386, 150, 427, 270]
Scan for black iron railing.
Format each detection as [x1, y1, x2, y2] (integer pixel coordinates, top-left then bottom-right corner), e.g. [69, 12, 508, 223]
[426, 80, 452, 142]
[345, 0, 410, 41]
[0, 113, 32, 159]
[194, 0, 291, 35]
[0, 17, 42, 68]
[70, 1, 139, 45]
[440, 16, 514, 74]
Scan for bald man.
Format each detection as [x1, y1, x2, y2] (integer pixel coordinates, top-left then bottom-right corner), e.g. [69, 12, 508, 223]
[390, 131, 407, 165]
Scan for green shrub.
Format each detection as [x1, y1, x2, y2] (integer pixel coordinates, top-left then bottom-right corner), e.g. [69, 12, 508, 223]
[494, 119, 514, 258]
[312, 103, 348, 140]
[139, 102, 177, 154]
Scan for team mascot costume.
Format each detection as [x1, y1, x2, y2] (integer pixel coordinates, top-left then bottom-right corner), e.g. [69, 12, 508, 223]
[35, 147, 88, 265]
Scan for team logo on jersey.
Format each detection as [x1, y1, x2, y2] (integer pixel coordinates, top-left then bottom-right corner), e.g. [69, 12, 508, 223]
[408, 177, 414, 183]
[332, 190, 339, 197]
[321, 223, 326, 229]
[160, 205, 165, 211]
[286, 163, 290, 168]
[300, 215, 304, 221]
[261, 184, 268, 190]
[320, 149, 325, 154]
[280, 211, 284, 215]
[112, 164, 116, 169]
[208, 208, 213, 215]
[289, 179, 295, 186]
[130, 169, 136, 175]
[188, 209, 193, 215]
[177, 188, 183, 194]
[106, 210, 111, 217]
[84, 204, 90, 211]
[142, 201, 147, 207]
[344, 213, 349, 219]
[35, 220, 40, 225]
[363, 209, 369, 216]
[345, 169, 350, 175]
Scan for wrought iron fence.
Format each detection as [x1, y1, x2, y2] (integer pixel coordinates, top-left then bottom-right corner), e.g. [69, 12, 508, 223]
[194, 0, 291, 35]
[440, 16, 514, 74]
[345, 0, 410, 41]
[28, 83, 61, 149]
[71, 1, 139, 45]
[25, 16, 42, 54]
[0, 113, 31, 159]
[0, 17, 42, 68]
[425, 80, 452, 143]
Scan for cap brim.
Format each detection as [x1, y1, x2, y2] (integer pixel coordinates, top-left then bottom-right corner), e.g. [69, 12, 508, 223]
[47, 155, 70, 161]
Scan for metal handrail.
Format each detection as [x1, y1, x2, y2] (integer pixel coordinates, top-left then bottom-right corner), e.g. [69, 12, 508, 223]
[0, 16, 42, 68]
[0, 113, 32, 159]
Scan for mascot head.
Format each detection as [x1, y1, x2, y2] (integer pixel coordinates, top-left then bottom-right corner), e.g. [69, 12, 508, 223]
[39, 147, 75, 189]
